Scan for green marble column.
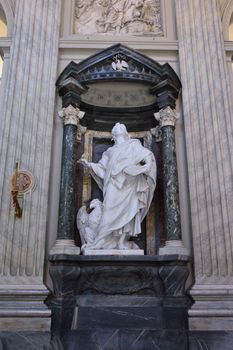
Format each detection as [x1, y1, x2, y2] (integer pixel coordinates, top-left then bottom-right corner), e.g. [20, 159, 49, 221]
[50, 105, 85, 255]
[155, 107, 188, 255]
[162, 125, 181, 241]
[58, 124, 77, 240]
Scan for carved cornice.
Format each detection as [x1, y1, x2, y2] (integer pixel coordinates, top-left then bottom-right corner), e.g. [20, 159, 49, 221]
[154, 107, 179, 127]
[56, 44, 181, 90]
[58, 104, 85, 126]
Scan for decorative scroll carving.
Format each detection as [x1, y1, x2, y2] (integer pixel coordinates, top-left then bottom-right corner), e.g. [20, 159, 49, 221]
[58, 105, 85, 126]
[74, 0, 163, 36]
[151, 126, 162, 142]
[76, 266, 163, 295]
[58, 105, 86, 142]
[154, 107, 179, 127]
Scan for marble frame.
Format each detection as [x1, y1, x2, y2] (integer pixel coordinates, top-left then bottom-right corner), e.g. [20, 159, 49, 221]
[82, 129, 157, 255]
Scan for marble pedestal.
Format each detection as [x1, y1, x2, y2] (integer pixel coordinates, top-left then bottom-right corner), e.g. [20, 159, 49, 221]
[82, 249, 144, 256]
[49, 254, 191, 350]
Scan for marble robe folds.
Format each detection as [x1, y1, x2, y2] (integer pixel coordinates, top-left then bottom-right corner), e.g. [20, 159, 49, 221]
[89, 138, 157, 244]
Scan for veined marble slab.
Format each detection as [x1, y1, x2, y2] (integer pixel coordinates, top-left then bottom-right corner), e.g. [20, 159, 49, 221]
[82, 249, 144, 256]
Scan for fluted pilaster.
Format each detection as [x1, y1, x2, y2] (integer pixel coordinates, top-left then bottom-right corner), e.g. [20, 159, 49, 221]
[175, 0, 233, 328]
[0, 0, 61, 330]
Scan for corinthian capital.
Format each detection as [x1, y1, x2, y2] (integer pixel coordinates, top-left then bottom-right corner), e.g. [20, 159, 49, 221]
[154, 107, 179, 127]
[58, 104, 85, 126]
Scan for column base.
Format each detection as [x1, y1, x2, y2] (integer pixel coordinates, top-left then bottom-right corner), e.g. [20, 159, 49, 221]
[50, 239, 80, 255]
[159, 240, 189, 256]
[189, 284, 233, 330]
[0, 284, 51, 331]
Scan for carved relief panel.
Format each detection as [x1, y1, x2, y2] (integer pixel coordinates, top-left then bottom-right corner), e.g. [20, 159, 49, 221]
[74, 0, 163, 36]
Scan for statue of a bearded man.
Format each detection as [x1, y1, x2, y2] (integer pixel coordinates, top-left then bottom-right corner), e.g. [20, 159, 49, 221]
[78, 122, 156, 251]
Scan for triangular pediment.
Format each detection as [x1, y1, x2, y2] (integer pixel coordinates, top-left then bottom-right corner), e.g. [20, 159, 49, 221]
[57, 44, 181, 89]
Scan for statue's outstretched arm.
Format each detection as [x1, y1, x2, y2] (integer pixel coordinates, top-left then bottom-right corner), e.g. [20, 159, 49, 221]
[78, 154, 92, 168]
[78, 152, 108, 184]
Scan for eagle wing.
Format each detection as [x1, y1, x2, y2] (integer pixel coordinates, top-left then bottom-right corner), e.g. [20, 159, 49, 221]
[77, 206, 89, 246]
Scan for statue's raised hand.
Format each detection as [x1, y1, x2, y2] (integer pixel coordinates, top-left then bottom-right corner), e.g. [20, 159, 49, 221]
[78, 154, 91, 168]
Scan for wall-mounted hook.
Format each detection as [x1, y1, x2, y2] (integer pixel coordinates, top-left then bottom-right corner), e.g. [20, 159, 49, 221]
[11, 189, 22, 218]
[11, 162, 22, 218]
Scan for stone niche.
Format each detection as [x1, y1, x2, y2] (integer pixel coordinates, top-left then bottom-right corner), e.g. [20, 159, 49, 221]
[74, 0, 163, 36]
[49, 44, 191, 350]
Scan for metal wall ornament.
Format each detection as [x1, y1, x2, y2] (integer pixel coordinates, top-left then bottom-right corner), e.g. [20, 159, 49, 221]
[10, 162, 34, 218]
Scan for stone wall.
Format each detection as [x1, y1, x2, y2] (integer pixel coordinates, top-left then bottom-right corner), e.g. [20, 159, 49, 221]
[0, 0, 61, 330]
[175, 0, 233, 330]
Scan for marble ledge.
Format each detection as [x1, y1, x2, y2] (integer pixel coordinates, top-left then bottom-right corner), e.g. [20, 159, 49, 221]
[189, 317, 233, 331]
[0, 288, 49, 295]
[59, 37, 179, 51]
[76, 295, 164, 307]
[0, 310, 51, 317]
[224, 41, 233, 51]
[0, 37, 12, 47]
[0, 317, 51, 332]
[191, 286, 233, 295]
[82, 249, 144, 256]
[49, 253, 191, 263]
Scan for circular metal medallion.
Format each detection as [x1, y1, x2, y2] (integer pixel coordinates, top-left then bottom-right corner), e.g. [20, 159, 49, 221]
[10, 170, 34, 194]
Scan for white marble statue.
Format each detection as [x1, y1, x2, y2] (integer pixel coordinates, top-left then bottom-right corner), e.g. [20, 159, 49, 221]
[77, 199, 103, 245]
[78, 122, 157, 251]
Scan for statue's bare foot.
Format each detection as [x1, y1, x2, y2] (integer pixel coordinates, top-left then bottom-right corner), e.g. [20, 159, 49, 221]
[118, 233, 129, 250]
[129, 241, 140, 249]
[104, 240, 118, 249]
[91, 239, 105, 249]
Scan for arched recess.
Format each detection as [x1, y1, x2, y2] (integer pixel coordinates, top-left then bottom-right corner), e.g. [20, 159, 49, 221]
[221, 0, 233, 39]
[0, 3, 7, 82]
[55, 44, 182, 255]
[0, 5, 7, 37]
[221, 0, 233, 87]
[0, 0, 14, 36]
[57, 43, 181, 131]
[0, 0, 13, 85]
[229, 13, 233, 40]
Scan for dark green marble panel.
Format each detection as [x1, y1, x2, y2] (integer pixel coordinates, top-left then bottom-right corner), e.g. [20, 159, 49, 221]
[162, 126, 182, 241]
[58, 124, 77, 240]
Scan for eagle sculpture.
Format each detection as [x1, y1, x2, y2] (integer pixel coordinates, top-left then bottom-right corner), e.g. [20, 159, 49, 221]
[77, 198, 103, 247]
